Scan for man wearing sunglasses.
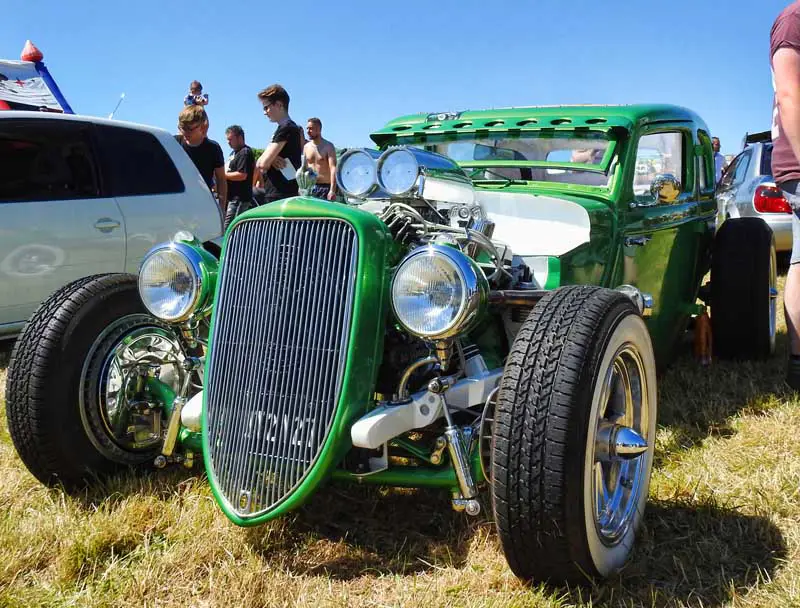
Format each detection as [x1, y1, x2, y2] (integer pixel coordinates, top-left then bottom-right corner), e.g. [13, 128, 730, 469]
[176, 105, 226, 212]
[254, 84, 303, 205]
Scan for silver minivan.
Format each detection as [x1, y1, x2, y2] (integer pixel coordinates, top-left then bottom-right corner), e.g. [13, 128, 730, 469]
[0, 112, 223, 340]
[716, 133, 792, 253]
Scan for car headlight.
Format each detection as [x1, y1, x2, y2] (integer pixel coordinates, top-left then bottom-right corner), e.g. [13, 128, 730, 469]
[337, 149, 380, 197]
[391, 244, 487, 340]
[138, 242, 213, 322]
[377, 148, 419, 196]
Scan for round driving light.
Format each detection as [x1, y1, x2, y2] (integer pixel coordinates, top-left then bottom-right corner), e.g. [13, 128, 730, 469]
[138, 245, 202, 322]
[391, 245, 487, 340]
[337, 149, 378, 197]
[378, 148, 420, 195]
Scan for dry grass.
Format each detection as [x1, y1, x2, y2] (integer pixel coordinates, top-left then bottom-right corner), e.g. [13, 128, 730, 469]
[1, 280, 799, 608]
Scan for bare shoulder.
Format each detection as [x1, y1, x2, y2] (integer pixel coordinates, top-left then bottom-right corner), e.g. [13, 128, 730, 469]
[321, 138, 336, 157]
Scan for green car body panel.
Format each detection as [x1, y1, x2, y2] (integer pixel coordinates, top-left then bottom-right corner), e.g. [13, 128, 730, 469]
[371, 104, 716, 363]
[172, 104, 716, 523]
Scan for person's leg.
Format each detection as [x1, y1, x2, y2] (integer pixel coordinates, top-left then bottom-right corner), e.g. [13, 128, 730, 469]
[311, 184, 330, 200]
[224, 199, 246, 230]
[783, 188, 800, 388]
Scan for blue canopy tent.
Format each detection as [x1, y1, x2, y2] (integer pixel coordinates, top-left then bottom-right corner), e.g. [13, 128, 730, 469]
[0, 40, 73, 113]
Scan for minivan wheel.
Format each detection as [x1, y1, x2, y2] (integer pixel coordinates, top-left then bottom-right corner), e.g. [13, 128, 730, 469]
[5, 274, 185, 489]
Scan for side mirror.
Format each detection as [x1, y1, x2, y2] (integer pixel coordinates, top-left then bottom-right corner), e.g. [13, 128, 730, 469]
[650, 173, 681, 204]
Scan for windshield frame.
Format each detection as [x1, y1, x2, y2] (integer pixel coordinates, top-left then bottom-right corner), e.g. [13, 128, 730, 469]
[413, 131, 621, 191]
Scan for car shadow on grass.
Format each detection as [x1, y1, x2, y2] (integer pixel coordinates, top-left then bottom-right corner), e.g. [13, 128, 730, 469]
[558, 498, 787, 607]
[655, 332, 793, 458]
[0, 340, 12, 370]
[244, 483, 478, 579]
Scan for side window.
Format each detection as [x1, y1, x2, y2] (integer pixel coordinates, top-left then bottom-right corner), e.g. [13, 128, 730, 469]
[697, 130, 714, 193]
[760, 144, 773, 176]
[733, 151, 751, 185]
[95, 125, 184, 197]
[718, 154, 740, 189]
[0, 124, 99, 202]
[633, 132, 684, 200]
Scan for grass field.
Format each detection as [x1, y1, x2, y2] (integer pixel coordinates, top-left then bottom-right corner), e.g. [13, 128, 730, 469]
[1, 280, 799, 608]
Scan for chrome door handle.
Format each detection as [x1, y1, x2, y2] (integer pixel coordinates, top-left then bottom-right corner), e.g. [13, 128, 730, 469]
[94, 218, 121, 233]
[624, 236, 651, 247]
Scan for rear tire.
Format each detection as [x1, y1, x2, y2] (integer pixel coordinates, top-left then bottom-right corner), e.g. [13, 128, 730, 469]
[5, 274, 183, 489]
[711, 217, 776, 359]
[491, 286, 657, 583]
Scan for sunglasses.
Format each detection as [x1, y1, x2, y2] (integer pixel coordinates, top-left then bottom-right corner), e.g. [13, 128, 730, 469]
[179, 123, 201, 134]
[262, 100, 277, 113]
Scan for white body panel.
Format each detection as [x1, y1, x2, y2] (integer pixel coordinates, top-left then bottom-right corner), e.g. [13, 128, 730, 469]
[0, 112, 223, 338]
[474, 190, 591, 256]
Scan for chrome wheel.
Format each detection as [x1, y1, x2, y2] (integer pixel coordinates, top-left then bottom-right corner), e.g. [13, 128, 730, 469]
[589, 343, 650, 546]
[80, 314, 185, 457]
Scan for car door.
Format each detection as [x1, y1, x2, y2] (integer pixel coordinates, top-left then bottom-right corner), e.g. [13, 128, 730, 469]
[621, 127, 709, 362]
[0, 119, 125, 336]
[715, 152, 742, 219]
[731, 149, 754, 216]
[91, 124, 223, 273]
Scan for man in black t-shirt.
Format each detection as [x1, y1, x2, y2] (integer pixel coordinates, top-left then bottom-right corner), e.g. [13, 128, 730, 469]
[223, 124, 255, 229]
[176, 105, 226, 212]
[254, 84, 304, 204]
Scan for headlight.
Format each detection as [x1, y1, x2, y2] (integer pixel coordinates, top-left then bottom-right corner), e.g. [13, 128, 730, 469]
[138, 242, 210, 322]
[391, 244, 487, 340]
[337, 149, 380, 197]
[378, 148, 419, 195]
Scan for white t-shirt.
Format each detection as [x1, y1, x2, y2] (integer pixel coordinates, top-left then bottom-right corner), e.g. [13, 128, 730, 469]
[714, 152, 726, 183]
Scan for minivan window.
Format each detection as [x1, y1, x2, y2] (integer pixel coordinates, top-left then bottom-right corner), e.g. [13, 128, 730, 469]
[94, 125, 184, 197]
[0, 128, 99, 202]
[761, 144, 773, 176]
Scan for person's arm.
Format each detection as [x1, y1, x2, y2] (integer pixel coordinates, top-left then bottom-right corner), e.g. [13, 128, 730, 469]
[226, 149, 248, 181]
[256, 141, 287, 172]
[214, 166, 227, 208]
[774, 47, 800, 165]
[327, 146, 338, 200]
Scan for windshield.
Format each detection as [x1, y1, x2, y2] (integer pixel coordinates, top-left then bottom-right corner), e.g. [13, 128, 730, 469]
[431, 136, 613, 187]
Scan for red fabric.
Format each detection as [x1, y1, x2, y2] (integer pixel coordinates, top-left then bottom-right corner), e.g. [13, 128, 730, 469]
[20, 40, 43, 62]
[771, 2, 800, 185]
[0, 100, 10, 110]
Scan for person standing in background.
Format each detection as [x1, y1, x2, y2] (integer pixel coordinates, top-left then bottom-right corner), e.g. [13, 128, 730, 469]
[184, 80, 209, 107]
[712, 137, 727, 183]
[175, 105, 226, 213]
[223, 125, 255, 229]
[254, 84, 304, 204]
[303, 117, 338, 200]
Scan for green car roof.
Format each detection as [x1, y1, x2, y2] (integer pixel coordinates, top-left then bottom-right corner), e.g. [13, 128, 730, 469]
[371, 104, 707, 147]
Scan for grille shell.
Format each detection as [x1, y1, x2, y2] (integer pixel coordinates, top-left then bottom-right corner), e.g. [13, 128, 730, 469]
[205, 218, 357, 518]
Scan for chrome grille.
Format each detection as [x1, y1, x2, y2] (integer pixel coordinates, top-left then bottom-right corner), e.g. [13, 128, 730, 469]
[205, 218, 357, 517]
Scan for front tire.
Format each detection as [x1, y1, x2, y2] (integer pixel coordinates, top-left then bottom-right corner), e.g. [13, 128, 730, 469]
[5, 274, 185, 489]
[491, 286, 657, 583]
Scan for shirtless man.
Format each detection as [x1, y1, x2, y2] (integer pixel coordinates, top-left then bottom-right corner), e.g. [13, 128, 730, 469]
[303, 117, 338, 200]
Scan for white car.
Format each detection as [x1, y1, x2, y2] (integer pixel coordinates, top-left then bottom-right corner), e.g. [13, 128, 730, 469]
[0, 111, 223, 340]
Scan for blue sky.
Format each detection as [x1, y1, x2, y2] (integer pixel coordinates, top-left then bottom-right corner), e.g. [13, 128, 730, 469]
[0, 0, 791, 155]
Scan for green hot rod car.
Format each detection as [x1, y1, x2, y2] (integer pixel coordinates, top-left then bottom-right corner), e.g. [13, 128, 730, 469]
[5, 104, 777, 583]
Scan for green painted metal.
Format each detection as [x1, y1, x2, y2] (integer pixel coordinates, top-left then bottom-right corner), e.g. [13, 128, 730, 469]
[203, 197, 394, 526]
[144, 376, 204, 452]
[370, 104, 715, 364]
[172, 236, 219, 317]
[331, 447, 484, 488]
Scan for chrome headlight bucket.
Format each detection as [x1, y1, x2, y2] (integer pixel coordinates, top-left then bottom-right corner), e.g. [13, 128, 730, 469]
[138, 239, 217, 322]
[391, 244, 488, 340]
[336, 148, 381, 198]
